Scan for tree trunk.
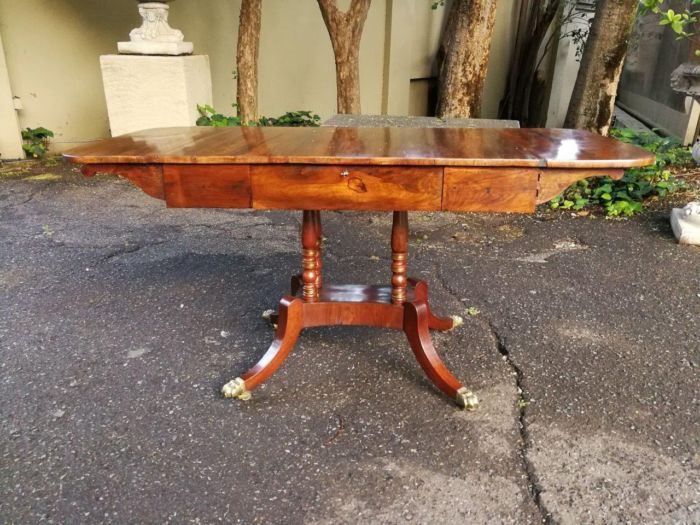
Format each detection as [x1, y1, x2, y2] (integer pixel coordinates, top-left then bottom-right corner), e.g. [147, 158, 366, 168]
[317, 0, 372, 114]
[236, 0, 262, 123]
[436, 0, 498, 118]
[500, 0, 561, 126]
[564, 0, 638, 135]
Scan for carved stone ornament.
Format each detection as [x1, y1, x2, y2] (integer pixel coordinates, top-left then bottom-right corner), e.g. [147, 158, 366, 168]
[670, 63, 700, 97]
[670, 201, 700, 245]
[118, 1, 194, 55]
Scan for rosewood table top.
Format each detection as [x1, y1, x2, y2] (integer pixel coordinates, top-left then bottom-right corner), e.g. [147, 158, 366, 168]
[65, 126, 654, 215]
[64, 126, 654, 409]
[66, 126, 652, 168]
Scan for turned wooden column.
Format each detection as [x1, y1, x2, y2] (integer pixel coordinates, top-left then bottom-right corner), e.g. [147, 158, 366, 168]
[312, 211, 323, 289]
[391, 211, 408, 305]
[302, 210, 319, 301]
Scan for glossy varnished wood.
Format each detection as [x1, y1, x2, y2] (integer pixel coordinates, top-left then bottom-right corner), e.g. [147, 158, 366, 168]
[410, 279, 456, 331]
[251, 164, 442, 211]
[404, 300, 465, 399]
[67, 126, 656, 408]
[82, 164, 164, 200]
[68, 127, 654, 214]
[234, 279, 462, 402]
[444, 168, 539, 213]
[163, 164, 250, 208]
[391, 211, 409, 303]
[301, 210, 320, 301]
[65, 126, 655, 168]
[240, 296, 303, 390]
[536, 168, 624, 204]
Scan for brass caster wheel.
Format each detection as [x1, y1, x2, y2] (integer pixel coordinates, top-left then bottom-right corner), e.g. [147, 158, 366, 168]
[221, 377, 252, 401]
[455, 387, 479, 410]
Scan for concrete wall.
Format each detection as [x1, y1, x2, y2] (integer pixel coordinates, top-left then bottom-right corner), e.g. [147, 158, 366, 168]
[0, 0, 521, 156]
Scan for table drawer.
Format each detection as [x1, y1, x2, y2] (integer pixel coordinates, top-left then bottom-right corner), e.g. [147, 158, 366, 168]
[251, 165, 443, 211]
[443, 168, 539, 213]
[163, 165, 251, 208]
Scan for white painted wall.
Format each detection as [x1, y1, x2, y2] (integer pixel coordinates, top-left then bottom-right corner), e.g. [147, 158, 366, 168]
[0, 28, 22, 159]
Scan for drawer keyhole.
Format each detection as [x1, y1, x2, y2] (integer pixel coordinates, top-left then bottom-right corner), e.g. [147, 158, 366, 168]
[340, 170, 349, 178]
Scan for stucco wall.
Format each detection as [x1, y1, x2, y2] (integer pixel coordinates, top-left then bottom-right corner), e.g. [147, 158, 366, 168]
[0, 1, 134, 152]
[0, 0, 520, 156]
[0, 28, 22, 159]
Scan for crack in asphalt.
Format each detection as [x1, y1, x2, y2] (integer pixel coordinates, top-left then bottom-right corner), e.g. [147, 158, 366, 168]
[487, 321, 551, 525]
[433, 260, 551, 524]
[16, 190, 38, 207]
[0, 188, 38, 211]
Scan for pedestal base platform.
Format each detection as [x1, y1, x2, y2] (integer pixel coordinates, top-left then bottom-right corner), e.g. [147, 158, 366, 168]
[222, 211, 479, 410]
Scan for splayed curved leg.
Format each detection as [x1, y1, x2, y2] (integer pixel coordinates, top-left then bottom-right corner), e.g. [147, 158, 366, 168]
[403, 300, 479, 410]
[222, 296, 303, 400]
[410, 279, 462, 332]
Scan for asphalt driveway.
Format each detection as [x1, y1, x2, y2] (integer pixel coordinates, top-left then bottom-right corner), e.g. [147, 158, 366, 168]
[1, 161, 698, 523]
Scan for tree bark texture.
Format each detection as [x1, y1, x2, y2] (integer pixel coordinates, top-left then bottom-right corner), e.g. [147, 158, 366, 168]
[236, 0, 262, 123]
[436, 0, 498, 118]
[564, 0, 638, 135]
[317, 0, 372, 114]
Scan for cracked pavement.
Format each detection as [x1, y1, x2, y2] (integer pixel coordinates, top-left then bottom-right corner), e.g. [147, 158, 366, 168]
[1, 162, 699, 524]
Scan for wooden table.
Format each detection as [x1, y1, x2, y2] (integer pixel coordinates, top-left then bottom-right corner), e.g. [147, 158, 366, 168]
[64, 126, 654, 409]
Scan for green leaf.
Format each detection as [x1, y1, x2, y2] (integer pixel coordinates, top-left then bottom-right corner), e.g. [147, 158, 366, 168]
[573, 198, 589, 210]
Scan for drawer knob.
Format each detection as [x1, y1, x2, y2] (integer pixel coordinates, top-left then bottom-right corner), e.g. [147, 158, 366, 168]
[340, 169, 349, 178]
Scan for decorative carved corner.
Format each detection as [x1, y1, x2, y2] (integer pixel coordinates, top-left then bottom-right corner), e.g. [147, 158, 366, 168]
[537, 169, 624, 204]
[81, 164, 165, 200]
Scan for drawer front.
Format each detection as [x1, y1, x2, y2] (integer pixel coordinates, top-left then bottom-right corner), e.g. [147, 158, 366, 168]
[251, 165, 443, 211]
[163, 165, 251, 208]
[443, 168, 539, 213]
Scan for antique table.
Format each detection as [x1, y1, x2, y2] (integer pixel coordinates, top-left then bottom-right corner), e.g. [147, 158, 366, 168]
[64, 126, 654, 409]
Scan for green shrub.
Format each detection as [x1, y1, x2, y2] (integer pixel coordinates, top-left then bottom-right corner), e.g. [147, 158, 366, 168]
[196, 104, 320, 128]
[550, 128, 691, 217]
[21, 127, 54, 158]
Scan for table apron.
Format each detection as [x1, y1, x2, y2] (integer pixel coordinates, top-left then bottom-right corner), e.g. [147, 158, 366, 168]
[86, 163, 624, 213]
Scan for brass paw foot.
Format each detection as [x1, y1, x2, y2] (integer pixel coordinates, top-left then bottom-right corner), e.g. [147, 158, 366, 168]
[455, 387, 479, 410]
[221, 377, 252, 401]
[261, 309, 278, 329]
[449, 315, 464, 330]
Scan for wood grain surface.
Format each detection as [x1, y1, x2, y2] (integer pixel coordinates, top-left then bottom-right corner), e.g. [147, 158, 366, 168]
[251, 164, 442, 210]
[443, 168, 539, 213]
[65, 126, 655, 169]
[163, 165, 250, 208]
[536, 168, 624, 204]
[81, 164, 164, 200]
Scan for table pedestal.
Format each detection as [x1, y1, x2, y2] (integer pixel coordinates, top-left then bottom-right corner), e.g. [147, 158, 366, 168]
[221, 211, 479, 409]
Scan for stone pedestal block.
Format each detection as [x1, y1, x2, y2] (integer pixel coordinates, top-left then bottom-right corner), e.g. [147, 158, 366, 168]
[670, 202, 700, 245]
[100, 54, 211, 137]
[118, 41, 193, 55]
